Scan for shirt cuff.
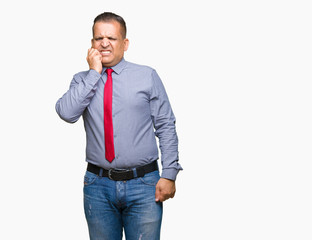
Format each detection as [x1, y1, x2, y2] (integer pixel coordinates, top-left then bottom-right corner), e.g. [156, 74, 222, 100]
[87, 69, 101, 81]
[161, 168, 181, 181]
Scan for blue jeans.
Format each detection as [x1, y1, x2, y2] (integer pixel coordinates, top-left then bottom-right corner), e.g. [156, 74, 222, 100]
[83, 170, 163, 240]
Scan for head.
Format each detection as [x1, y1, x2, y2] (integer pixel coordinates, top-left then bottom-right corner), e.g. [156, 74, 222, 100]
[92, 12, 129, 67]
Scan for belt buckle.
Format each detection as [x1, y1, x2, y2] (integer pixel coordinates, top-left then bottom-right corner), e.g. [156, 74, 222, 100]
[108, 168, 132, 181]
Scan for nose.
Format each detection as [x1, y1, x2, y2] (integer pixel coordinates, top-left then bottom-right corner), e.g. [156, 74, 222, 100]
[101, 38, 110, 48]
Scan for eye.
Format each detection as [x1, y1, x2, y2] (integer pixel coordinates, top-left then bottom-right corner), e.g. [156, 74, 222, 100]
[108, 37, 117, 41]
[95, 37, 103, 41]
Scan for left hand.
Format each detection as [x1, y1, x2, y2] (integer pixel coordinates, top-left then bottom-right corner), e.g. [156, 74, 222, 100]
[155, 178, 176, 202]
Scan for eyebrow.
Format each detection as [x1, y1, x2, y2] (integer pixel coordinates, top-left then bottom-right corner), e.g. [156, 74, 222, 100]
[94, 35, 117, 39]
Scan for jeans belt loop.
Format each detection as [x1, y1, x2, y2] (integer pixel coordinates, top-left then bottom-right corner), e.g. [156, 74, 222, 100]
[132, 168, 138, 178]
[99, 168, 103, 177]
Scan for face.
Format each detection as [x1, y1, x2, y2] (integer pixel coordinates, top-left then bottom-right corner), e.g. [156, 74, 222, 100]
[92, 21, 129, 67]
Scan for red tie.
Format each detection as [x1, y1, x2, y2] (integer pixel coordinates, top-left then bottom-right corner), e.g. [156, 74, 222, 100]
[104, 68, 115, 162]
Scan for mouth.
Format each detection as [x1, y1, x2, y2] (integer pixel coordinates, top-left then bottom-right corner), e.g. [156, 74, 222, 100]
[100, 50, 111, 56]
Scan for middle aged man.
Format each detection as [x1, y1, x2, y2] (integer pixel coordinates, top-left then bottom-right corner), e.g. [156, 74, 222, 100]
[55, 12, 182, 240]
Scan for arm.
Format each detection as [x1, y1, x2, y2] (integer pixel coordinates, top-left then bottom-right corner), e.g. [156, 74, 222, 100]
[55, 70, 101, 123]
[150, 70, 183, 201]
[55, 48, 103, 123]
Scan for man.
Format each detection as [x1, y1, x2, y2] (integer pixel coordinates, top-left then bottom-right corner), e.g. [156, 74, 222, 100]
[55, 12, 182, 240]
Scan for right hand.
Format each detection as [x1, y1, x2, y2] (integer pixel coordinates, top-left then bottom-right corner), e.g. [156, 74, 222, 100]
[87, 48, 102, 74]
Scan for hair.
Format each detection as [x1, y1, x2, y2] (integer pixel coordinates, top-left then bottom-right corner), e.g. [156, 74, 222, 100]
[92, 12, 127, 39]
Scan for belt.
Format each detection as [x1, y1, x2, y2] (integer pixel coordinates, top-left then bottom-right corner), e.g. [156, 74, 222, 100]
[87, 161, 158, 181]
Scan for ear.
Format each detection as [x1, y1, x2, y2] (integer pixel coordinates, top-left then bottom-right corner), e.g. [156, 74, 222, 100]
[91, 38, 95, 48]
[124, 38, 129, 52]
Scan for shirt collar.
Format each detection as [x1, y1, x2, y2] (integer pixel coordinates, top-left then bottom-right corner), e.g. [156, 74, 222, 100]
[102, 58, 127, 75]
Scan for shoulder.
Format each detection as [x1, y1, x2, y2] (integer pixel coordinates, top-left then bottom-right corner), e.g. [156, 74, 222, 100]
[124, 61, 161, 90]
[124, 61, 156, 75]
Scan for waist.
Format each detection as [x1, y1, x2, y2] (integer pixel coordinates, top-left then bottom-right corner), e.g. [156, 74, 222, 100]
[87, 160, 158, 181]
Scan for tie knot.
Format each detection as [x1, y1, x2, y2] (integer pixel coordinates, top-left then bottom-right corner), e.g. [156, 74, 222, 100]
[106, 68, 113, 76]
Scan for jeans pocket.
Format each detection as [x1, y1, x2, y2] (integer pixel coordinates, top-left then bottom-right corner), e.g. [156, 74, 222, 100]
[139, 171, 160, 186]
[84, 171, 98, 186]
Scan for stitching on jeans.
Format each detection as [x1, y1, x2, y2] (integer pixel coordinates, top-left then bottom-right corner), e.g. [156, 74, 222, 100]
[139, 171, 159, 186]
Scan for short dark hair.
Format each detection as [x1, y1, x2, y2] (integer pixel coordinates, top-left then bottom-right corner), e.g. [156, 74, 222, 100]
[93, 12, 127, 38]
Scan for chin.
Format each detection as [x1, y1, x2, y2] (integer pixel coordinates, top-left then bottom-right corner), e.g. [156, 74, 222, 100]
[102, 63, 113, 67]
[101, 61, 113, 67]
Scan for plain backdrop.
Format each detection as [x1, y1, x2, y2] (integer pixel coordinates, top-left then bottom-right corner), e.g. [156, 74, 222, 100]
[1, 0, 311, 239]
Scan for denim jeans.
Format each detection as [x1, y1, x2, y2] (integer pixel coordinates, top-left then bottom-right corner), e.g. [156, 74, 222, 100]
[83, 169, 163, 240]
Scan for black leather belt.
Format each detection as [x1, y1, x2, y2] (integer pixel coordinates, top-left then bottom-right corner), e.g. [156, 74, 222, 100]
[87, 161, 158, 181]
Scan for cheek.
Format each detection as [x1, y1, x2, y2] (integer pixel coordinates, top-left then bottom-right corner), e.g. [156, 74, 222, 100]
[92, 41, 99, 48]
[115, 46, 126, 55]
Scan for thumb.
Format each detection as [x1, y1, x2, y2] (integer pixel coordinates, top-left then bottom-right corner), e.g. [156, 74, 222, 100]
[155, 185, 161, 202]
